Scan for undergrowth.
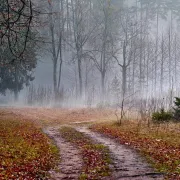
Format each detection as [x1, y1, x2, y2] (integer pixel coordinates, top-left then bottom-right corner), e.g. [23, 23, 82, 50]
[91, 121, 180, 180]
[60, 126, 111, 180]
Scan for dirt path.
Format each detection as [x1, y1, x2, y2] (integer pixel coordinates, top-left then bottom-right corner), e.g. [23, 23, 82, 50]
[44, 127, 83, 180]
[77, 126, 164, 180]
[0, 108, 168, 179]
[44, 125, 164, 180]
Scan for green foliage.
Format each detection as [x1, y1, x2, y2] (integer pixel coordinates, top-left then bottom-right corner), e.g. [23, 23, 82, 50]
[152, 108, 172, 123]
[173, 97, 180, 121]
[0, 31, 37, 96]
[152, 97, 180, 123]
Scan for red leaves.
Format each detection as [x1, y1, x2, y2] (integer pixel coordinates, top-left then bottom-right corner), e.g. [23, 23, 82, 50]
[91, 123, 180, 179]
[0, 118, 58, 179]
[60, 127, 111, 180]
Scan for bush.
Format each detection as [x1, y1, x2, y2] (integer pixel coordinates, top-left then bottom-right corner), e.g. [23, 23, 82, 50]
[152, 108, 173, 123]
[173, 97, 180, 121]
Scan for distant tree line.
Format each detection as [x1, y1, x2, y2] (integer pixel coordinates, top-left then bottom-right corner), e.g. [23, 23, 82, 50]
[38, 0, 180, 106]
[1, 0, 180, 107]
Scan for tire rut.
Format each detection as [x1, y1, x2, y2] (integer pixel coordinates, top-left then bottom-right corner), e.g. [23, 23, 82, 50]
[77, 126, 164, 180]
[44, 127, 83, 180]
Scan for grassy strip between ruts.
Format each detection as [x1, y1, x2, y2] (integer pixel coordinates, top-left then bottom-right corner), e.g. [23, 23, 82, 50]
[91, 122, 180, 180]
[60, 126, 111, 180]
[0, 118, 59, 180]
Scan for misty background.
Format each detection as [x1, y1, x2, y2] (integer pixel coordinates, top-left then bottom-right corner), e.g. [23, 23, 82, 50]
[1, 0, 180, 112]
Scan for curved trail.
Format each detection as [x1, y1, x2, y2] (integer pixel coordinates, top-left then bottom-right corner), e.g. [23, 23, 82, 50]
[44, 127, 83, 180]
[44, 125, 164, 180]
[77, 126, 164, 180]
[2, 108, 165, 179]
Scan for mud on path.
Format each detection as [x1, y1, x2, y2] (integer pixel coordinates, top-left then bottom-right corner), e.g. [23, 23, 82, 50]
[44, 127, 83, 180]
[0, 108, 165, 179]
[77, 126, 164, 180]
[44, 125, 164, 180]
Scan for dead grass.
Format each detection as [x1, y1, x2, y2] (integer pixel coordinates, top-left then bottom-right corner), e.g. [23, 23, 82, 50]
[0, 107, 114, 127]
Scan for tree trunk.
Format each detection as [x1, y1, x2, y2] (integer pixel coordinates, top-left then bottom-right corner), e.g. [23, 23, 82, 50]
[154, 8, 159, 92]
[14, 66, 19, 101]
[122, 66, 127, 96]
[160, 34, 164, 94]
[53, 62, 58, 97]
[77, 51, 83, 97]
[58, 0, 64, 91]
[168, 27, 172, 90]
[49, 2, 58, 98]
[139, 1, 143, 92]
[14, 90, 18, 102]
[174, 34, 177, 88]
[101, 71, 105, 101]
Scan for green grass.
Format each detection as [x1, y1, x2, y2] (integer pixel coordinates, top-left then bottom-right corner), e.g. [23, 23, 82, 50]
[91, 121, 180, 179]
[60, 126, 111, 180]
[0, 118, 59, 179]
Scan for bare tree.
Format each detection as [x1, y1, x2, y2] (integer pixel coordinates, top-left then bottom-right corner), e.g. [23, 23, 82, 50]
[48, 0, 65, 98]
[112, 6, 140, 96]
[0, 0, 33, 62]
[88, 0, 116, 102]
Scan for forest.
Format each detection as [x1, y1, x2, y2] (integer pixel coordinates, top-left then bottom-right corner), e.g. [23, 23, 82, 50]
[0, 0, 180, 180]
[0, 0, 180, 109]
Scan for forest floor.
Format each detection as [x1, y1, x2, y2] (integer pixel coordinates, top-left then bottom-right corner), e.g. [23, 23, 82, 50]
[0, 107, 179, 179]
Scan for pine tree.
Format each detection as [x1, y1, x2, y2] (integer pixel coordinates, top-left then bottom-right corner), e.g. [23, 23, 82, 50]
[173, 97, 180, 121]
[0, 32, 37, 100]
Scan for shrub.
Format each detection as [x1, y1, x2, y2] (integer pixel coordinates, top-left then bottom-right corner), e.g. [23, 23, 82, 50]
[152, 108, 172, 123]
[173, 97, 180, 121]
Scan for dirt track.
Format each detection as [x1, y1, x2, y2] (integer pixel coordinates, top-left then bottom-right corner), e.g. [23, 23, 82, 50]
[43, 125, 164, 180]
[44, 127, 82, 180]
[1, 108, 164, 179]
[77, 126, 164, 180]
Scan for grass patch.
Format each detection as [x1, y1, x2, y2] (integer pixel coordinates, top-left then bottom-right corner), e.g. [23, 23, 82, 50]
[91, 121, 180, 180]
[60, 126, 111, 180]
[0, 117, 59, 179]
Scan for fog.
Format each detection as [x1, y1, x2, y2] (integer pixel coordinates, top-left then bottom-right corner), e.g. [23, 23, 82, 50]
[1, 0, 180, 111]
